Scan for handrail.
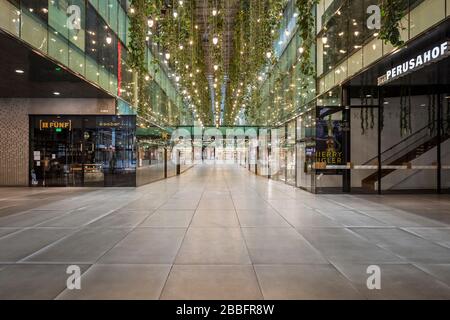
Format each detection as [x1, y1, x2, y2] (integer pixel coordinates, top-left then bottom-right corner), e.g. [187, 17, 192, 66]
[362, 120, 446, 165]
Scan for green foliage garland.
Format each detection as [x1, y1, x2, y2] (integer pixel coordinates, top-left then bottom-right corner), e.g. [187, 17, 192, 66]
[296, 0, 319, 78]
[379, 0, 408, 47]
[128, 0, 162, 116]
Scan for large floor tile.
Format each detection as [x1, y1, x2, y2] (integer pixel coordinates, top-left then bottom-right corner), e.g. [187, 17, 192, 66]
[237, 210, 290, 227]
[100, 228, 186, 264]
[277, 208, 342, 228]
[25, 228, 132, 263]
[298, 228, 404, 264]
[232, 197, 272, 210]
[120, 199, 165, 211]
[359, 210, 446, 227]
[0, 228, 73, 262]
[87, 211, 150, 228]
[255, 265, 363, 300]
[57, 264, 171, 300]
[0, 228, 20, 238]
[159, 199, 200, 210]
[140, 210, 194, 228]
[404, 227, 450, 248]
[414, 264, 450, 286]
[333, 263, 450, 299]
[242, 228, 327, 264]
[351, 228, 450, 264]
[39, 209, 114, 228]
[318, 210, 387, 227]
[197, 199, 235, 210]
[190, 210, 239, 228]
[175, 228, 251, 265]
[161, 265, 262, 300]
[0, 264, 90, 299]
[0, 210, 72, 227]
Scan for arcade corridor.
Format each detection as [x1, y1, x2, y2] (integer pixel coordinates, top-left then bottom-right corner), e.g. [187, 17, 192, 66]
[0, 164, 449, 300]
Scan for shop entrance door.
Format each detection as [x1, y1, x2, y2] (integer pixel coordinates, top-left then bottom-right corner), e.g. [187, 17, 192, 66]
[31, 129, 84, 187]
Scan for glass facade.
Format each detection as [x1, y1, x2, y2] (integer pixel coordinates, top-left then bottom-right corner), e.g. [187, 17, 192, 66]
[317, 0, 450, 94]
[0, 0, 193, 126]
[251, 0, 450, 194]
[30, 115, 136, 187]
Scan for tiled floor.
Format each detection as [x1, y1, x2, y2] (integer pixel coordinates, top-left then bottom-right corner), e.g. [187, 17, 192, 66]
[0, 164, 449, 300]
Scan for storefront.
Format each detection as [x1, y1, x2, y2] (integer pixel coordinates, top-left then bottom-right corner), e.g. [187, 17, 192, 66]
[314, 19, 450, 194]
[29, 115, 136, 187]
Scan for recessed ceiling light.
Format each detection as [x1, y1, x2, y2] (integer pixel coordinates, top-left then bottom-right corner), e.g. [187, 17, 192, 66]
[53, 92, 61, 96]
[15, 69, 24, 74]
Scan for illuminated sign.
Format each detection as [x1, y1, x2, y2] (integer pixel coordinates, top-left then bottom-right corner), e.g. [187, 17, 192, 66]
[39, 120, 72, 131]
[378, 41, 449, 85]
[98, 121, 123, 127]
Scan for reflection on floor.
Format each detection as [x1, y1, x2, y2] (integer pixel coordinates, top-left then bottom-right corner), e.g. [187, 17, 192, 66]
[0, 164, 449, 300]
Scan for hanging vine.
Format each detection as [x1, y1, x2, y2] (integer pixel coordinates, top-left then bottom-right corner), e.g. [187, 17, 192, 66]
[226, 0, 287, 124]
[296, 0, 319, 80]
[428, 93, 437, 136]
[128, 0, 156, 115]
[370, 100, 375, 130]
[379, 0, 408, 47]
[399, 86, 410, 137]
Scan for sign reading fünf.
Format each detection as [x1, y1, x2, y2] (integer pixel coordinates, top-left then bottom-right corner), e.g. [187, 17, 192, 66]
[378, 41, 449, 85]
[39, 120, 72, 131]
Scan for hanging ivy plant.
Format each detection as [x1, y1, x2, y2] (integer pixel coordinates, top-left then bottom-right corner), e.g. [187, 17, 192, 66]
[128, 0, 151, 74]
[128, 0, 160, 116]
[400, 86, 412, 137]
[379, 0, 408, 47]
[428, 94, 437, 136]
[296, 0, 319, 78]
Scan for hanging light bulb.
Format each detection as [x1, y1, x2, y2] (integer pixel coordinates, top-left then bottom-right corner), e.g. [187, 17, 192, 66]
[212, 8, 217, 16]
[173, 11, 178, 18]
[214, 65, 219, 71]
[266, 52, 272, 59]
[106, 34, 112, 45]
[148, 19, 154, 28]
[165, 52, 171, 60]
[212, 36, 219, 45]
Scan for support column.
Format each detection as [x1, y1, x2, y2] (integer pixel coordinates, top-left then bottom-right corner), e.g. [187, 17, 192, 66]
[437, 92, 442, 194]
[342, 87, 351, 193]
[377, 88, 383, 195]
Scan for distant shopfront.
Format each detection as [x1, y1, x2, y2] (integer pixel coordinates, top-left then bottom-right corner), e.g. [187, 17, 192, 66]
[29, 115, 136, 187]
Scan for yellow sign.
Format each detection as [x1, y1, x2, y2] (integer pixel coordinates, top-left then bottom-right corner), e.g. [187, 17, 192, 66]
[315, 151, 343, 165]
[39, 120, 72, 130]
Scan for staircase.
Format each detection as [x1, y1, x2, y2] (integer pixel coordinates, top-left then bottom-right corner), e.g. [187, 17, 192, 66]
[362, 122, 449, 190]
